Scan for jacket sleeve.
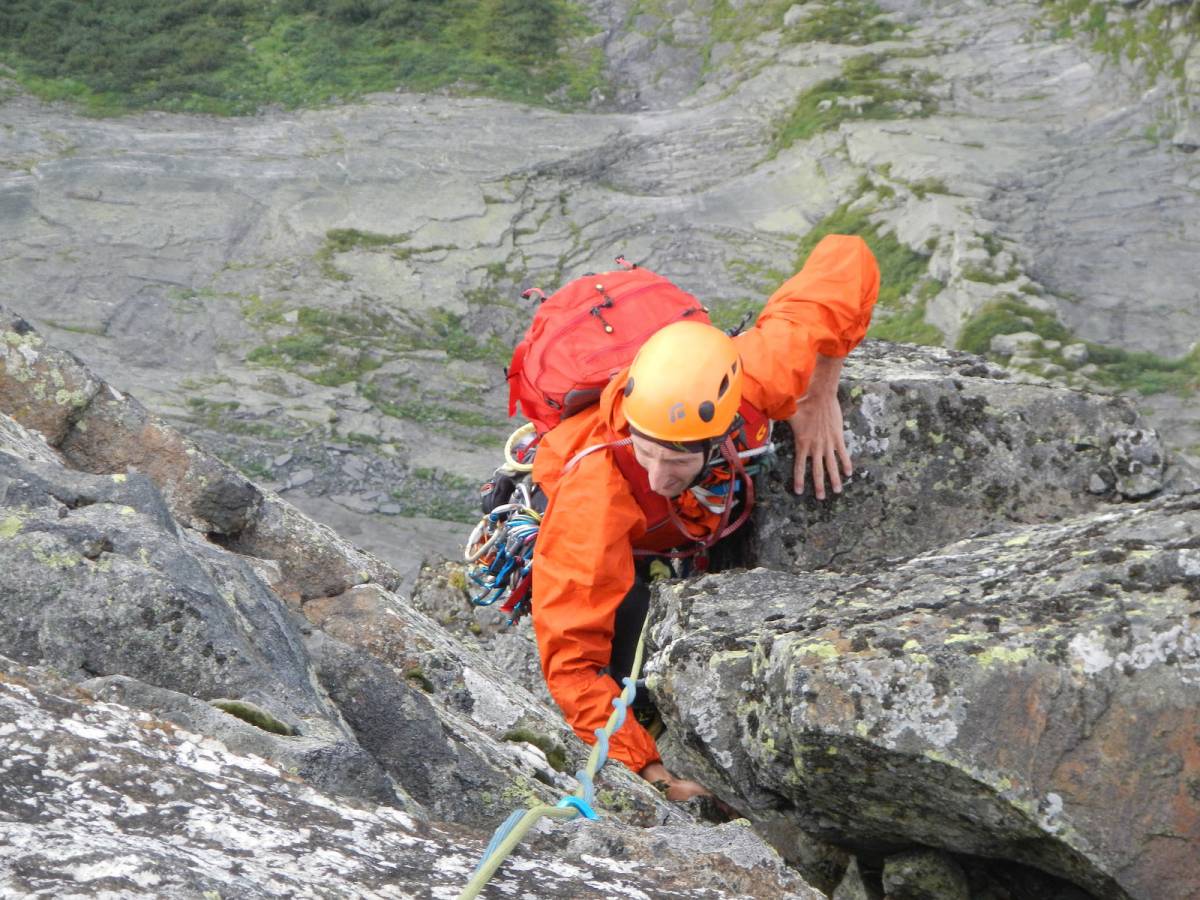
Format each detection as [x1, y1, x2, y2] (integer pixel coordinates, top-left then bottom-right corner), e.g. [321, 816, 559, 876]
[530, 448, 662, 773]
[735, 234, 880, 420]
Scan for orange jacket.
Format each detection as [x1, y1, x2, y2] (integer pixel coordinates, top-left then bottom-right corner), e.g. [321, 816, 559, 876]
[530, 235, 880, 772]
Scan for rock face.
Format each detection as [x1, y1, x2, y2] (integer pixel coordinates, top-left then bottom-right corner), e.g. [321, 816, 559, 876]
[0, 655, 817, 899]
[4, 276, 1199, 896]
[4, 315, 833, 895]
[750, 340, 1188, 574]
[1, 0, 1197, 588]
[648, 493, 1200, 900]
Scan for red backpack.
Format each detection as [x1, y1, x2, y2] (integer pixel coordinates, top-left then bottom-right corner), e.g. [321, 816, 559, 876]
[506, 259, 711, 437]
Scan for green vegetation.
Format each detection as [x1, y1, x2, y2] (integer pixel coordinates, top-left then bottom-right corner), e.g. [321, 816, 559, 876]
[247, 307, 386, 387]
[786, 0, 907, 46]
[388, 464, 482, 522]
[210, 699, 294, 735]
[710, 297, 765, 333]
[185, 397, 301, 440]
[870, 278, 944, 345]
[404, 665, 435, 693]
[317, 228, 411, 280]
[961, 263, 1020, 285]
[502, 727, 569, 773]
[958, 297, 1200, 395]
[908, 177, 950, 200]
[795, 197, 942, 346]
[1038, 0, 1200, 82]
[0, 0, 607, 116]
[706, 0, 797, 46]
[772, 53, 938, 153]
[957, 297, 1071, 356]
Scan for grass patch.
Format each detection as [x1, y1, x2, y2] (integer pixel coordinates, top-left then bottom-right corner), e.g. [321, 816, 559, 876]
[316, 228, 410, 281]
[1038, 0, 1199, 81]
[961, 263, 1019, 285]
[796, 202, 929, 310]
[870, 278, 944, 345]
[957, 297, 1200, 395]
[710, 297, 766, 333]
[957, 298, 1071, 356]
[185, 397, 301, 440]
[1082, 344, 1200, 395]
[772, 53, 938, 153]
[786, 0, 908, 46]
[908, 177, 950, 200]
[795, 198, 940, 345]
[388, 464, 482, 522]
[0, 0, 609, 116]
[502, 727, 570, 773]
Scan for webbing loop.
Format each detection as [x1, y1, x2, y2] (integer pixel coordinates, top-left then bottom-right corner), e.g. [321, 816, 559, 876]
[556, 795, 599, 820]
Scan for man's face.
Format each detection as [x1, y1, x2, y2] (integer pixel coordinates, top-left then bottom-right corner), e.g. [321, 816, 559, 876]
[630, 433, 705, 498]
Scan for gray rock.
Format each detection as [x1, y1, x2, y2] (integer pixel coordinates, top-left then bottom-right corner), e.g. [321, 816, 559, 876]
[882, 849, 970, 900]
[1063, 343, 1090, 366]
[81, 673, 405, 808]
[832, 858, 883, 900]
[989, 331, 1042, 356]
[0, 654, 812, 899]
[288, 467, 315, 488]
[648, 491, 1200, 900]
[750, 341, 1185, 575]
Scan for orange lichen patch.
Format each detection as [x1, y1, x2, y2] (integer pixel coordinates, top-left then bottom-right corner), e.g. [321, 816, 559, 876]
[301, 583, 384, 628]
[1165, 720, 1200, 842]
[986, 670, 1057, 784]
[135, 716, 180, 737]
[0, 670, 34, 689]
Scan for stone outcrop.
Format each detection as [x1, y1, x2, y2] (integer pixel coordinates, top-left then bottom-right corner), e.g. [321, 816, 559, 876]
[0, 655, 817, 899]
[750, 340, 1189, 574]
[648, 493, 1200, 899]
[3, 313, 827, 894]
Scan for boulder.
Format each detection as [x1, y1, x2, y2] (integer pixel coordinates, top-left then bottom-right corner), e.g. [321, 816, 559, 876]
[648, 491, 1200, 900]
[0, 654, 817, 899]
[750, 341, 1192, 575]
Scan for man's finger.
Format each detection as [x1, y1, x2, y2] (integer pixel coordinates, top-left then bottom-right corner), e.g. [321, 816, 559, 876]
[812, 452, 826, 500]
[794, 452, 807, 495]
[836, 435, 853, 477]
[826, 446, 842, 494]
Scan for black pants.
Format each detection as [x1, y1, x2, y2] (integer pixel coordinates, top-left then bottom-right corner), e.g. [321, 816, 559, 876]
[608, 574, 651, 691]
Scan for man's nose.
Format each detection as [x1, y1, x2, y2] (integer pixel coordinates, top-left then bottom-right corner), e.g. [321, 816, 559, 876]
[645, 461, 674, 493]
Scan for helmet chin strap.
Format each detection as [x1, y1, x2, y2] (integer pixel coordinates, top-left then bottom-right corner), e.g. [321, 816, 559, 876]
[685, 416, 743, 488]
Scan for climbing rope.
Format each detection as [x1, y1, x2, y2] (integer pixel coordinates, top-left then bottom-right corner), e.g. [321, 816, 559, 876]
[456, 615, 652, 900]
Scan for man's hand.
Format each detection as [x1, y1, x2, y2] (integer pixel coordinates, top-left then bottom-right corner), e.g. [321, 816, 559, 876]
[639, 762, 710, 802]
[787, 354, 852, 500]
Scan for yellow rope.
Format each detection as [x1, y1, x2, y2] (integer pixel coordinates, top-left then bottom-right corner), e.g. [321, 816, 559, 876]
[457, 615, 651, 899]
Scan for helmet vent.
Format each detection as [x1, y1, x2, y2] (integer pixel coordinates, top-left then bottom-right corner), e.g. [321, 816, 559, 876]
[698, 401, 715, 423]
[624, 378, 635, 397]
[717, 374, 730, 399]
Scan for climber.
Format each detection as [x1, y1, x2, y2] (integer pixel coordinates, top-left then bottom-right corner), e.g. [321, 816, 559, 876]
[528, 234, 881, 801]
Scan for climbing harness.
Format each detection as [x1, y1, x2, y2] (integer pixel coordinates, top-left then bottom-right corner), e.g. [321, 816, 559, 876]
[456, 613, 652, 900]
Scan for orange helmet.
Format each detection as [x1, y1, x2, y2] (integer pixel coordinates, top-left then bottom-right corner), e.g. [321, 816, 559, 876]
[622, 321, 743, 443]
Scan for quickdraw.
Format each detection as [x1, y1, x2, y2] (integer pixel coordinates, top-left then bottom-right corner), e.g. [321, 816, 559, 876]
[463, 426, 543, 625]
